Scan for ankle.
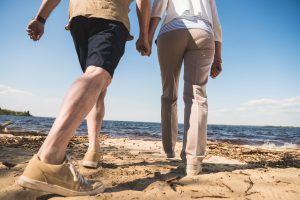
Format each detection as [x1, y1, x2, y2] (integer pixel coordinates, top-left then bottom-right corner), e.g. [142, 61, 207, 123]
[38, 151, 65, 165]
[87, 146, 100, 152]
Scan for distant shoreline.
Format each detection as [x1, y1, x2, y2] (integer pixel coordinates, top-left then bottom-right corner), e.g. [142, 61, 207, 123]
[0, 108, 31, 117]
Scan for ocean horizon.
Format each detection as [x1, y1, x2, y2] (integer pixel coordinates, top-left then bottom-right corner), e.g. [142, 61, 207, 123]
[1, 115, 299, 149]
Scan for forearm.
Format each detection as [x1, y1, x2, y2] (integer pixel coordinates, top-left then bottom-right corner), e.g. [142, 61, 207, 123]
[136, 0, 151, 39]
[35, 0, 61, 21]
[148, 17, 161, 43]
[214, 41, 222, 61]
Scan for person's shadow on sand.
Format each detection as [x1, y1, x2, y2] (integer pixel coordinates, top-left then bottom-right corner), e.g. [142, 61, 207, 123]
[0, 158, 298, 200]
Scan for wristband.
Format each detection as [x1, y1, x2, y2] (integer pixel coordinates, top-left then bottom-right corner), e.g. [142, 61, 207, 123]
[36, 16, 46, 24]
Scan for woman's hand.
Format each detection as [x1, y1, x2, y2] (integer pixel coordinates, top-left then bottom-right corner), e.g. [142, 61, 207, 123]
[136, 36, 151, 56]
[210, 58, 222, 79]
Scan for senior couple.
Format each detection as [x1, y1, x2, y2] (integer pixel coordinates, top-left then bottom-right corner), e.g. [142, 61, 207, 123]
[19, 0, 222, 196]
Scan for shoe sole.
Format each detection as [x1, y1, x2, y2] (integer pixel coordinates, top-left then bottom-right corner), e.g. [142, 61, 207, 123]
[18, 175, 105, 196]
[166, 154, 175, 159]
[82, 161, 98, 168]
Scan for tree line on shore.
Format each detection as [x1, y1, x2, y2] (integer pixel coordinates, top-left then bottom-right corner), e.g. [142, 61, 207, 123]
[0, 107, 31, 116]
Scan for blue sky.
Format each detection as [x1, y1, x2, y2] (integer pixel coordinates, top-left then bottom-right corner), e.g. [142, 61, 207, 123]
[0, 0, 300, 126]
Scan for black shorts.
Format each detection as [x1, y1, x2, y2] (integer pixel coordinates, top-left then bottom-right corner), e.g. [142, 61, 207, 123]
[70, 16, 127, 77]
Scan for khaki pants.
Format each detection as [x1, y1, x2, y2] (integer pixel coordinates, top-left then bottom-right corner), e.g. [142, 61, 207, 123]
[157, 29, 215, 165]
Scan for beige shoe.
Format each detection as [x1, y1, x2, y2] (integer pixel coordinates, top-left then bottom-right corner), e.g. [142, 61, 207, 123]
[18, 154, 105, 196]
[186, 164, 202, 176]
[82, 151, 101, 168]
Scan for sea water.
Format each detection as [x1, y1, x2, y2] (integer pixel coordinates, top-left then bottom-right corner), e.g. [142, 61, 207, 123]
[1, 115, 299, 148]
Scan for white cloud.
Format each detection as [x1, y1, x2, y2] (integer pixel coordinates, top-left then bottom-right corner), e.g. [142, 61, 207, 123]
[241, 95, 300, 113]
[0, 84, 61, 117]
[0, 84, 34, 96]
[209, 95, 300, 126]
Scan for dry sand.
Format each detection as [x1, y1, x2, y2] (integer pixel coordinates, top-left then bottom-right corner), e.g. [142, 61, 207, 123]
[0, 131, 299, 200]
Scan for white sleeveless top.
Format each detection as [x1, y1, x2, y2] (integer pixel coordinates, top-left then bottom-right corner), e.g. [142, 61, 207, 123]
[151, 0, 222, 42]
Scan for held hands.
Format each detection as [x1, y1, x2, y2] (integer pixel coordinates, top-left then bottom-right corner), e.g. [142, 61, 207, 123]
[26, 19, 44, 41]
[210, 58, 222, 79]
[136, 36, 151, 57]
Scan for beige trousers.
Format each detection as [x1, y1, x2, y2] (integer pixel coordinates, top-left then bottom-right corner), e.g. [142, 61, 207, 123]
[157, 29, 215, 165]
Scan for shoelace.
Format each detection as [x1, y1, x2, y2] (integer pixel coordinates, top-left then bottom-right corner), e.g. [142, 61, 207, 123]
[66, 155, 88, 185]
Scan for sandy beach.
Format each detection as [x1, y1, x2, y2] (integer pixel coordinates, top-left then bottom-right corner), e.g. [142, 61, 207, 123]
[0, 131, 299, 200]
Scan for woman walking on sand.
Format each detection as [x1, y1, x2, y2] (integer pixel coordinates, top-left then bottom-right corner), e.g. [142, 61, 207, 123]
[148, 0, 223, 175]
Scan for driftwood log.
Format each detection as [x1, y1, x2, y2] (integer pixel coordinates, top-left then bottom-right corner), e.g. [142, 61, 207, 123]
[0, 121, 13, 131]
[0, 121, 45, 136]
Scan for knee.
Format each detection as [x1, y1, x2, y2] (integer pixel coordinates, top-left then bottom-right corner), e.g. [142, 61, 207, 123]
[84, 66, 111, 83]
[184, 85, 207, 106]
[161, 93, 178, 104]
[161, 87, 178, 103]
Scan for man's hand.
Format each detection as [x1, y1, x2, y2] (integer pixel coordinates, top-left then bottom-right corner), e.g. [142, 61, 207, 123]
[26, 0, 61, 41]
[136, 37, 151, 56]
[27, 19, 44, 41]
[136, 0, 151, 56]
[210, 59, 222, 79]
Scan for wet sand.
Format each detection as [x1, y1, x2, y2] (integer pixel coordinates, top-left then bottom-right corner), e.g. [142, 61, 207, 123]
[0, 131, 299, 200]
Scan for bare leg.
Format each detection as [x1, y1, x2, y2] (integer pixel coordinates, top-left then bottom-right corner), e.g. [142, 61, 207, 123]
[86, 89, 107, 152]
[38, 66, 111, 165]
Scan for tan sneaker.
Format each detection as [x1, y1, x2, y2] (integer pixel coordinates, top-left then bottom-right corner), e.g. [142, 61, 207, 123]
[18, 154, 105, 196]
[82, 151, 101, 168]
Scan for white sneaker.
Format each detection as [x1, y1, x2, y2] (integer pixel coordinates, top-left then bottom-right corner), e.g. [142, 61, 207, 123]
[186, 164, 202, 176]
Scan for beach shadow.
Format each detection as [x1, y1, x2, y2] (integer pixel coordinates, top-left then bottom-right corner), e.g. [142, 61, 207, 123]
[104, 163, 250, 193]
[105, 170, 184, 193]
[0, 167, 19, 178]
[36, 194, 63, 200]
[103, 160, 249, 193]
[104, 156, 300, 194]
[101, 159, 181, 169]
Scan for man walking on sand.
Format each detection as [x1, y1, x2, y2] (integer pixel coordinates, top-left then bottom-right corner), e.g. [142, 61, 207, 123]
[18, 0, 150, 196]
